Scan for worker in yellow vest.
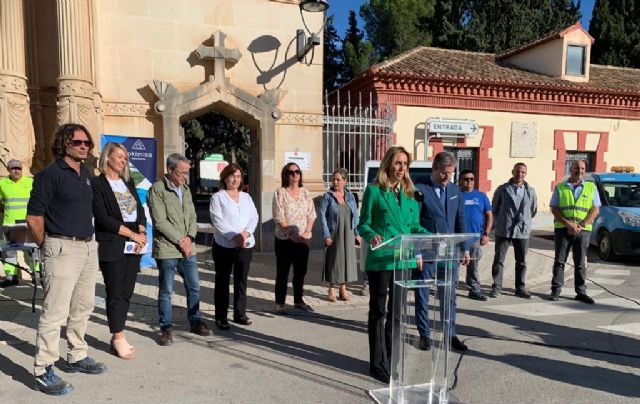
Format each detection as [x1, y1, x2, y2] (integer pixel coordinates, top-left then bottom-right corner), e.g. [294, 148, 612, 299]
[0, 159, 35, 287]
[548, 160, 600, 304]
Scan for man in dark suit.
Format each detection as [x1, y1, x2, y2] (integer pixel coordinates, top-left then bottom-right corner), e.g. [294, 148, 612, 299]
[414, 151, 470, 352]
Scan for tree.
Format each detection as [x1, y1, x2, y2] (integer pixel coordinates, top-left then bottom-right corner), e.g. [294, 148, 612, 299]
[590, 0, 640, 68]
[323, 15, 343, 92]
[341, 10, 377, 83]
[462, 0, 581, 53]
[360, 0, 436, 58]
[430, 0, 466, 49]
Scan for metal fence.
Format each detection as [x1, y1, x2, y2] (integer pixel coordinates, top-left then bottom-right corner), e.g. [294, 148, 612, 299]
[322, 92, 394, 191]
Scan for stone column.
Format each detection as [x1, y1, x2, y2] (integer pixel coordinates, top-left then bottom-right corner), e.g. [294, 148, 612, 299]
[55, 0, 97, 137]
[0, 0, 36, 174]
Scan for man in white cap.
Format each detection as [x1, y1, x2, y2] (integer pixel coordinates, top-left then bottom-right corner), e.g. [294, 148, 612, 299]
[0, 159, 34, 287]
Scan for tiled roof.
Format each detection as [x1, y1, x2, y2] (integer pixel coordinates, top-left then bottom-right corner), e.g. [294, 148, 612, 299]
[370, 46, 640, 94]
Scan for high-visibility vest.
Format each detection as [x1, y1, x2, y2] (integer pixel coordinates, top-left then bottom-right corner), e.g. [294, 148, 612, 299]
[554, 181, 595, 231]
[0, 176, 33, 224]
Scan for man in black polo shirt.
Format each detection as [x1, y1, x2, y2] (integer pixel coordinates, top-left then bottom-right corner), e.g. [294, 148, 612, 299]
[27, 123, 106, 396]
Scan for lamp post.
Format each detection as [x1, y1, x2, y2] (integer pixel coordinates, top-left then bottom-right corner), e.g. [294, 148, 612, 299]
[296, 0, 329, 62]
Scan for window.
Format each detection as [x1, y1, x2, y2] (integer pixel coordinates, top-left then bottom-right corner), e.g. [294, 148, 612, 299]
[566, 45, 586, 76]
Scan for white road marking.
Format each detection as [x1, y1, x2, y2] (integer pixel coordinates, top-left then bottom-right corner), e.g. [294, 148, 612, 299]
[593, 269, 631, 276]
[598, 322, 640, 337]
[588, 277, 626, 286]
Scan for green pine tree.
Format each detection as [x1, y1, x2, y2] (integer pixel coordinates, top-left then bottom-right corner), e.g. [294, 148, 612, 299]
[323, 15, 343, 92]
[341, 10, 377, 84]
[360, 0, 436, 58]
[590, 0, 640, 67]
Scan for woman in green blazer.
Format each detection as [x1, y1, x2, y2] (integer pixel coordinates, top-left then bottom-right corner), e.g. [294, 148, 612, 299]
[357, 146, 428, 383]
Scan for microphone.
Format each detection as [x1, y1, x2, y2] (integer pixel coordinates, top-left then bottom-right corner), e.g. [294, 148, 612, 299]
[414, 190, 424, 203]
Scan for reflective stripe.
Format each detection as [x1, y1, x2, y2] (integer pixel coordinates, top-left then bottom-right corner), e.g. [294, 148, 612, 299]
[5, 205, 28, 210]
[559, 206, 589, 213]
[4, 197, 30, 202]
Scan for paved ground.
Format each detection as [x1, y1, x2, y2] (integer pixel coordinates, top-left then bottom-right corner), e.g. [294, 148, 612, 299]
[1, 218, 639, 403]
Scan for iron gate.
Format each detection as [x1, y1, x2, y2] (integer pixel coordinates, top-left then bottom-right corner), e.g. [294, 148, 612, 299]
[445, 147, 478, 182]
[323, 92, 394, 191]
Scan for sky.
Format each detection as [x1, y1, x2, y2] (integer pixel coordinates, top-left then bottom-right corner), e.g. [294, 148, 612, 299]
[329, 0, 596, 38]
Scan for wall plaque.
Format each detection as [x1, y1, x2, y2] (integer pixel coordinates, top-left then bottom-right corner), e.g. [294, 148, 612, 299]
[510, 122, 538, 158]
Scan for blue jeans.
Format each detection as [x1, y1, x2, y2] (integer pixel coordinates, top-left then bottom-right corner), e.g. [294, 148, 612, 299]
[157, 256, 201, 330]
[413, 261, 459, 338]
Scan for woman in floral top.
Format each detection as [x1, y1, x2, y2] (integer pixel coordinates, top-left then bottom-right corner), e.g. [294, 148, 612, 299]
[272, 162, 316, 314]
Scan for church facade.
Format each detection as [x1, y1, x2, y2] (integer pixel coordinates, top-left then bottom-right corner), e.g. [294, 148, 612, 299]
[0, 0, 326, 249]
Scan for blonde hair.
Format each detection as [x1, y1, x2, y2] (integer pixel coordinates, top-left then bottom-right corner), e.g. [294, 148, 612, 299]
[99, 142, 131, 182]
[375, 146, 415, 197]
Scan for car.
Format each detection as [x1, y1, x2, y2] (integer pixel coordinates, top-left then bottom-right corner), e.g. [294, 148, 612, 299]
[586, 166, 640, 261]
[364, 159, 433, 186]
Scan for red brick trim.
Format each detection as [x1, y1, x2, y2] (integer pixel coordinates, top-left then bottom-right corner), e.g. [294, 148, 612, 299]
[552, 130, 567, 191]
[429, 137, 445, 156]
[595, 132, 609, 172]
[552, 129, 609, 190]
[478, 126, 494, 192]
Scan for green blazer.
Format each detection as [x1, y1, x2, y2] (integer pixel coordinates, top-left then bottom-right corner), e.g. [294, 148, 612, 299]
[357, 184, 428, 271]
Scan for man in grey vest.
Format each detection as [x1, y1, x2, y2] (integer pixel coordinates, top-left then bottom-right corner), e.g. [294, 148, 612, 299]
[490, 162, 537, 298]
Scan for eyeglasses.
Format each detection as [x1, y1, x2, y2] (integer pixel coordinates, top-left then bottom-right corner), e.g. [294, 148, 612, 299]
[69, 139, 93, 147]
[287, 169, 301, 176]
[174, 169, 189, 176]
[462, 177, 475, 181]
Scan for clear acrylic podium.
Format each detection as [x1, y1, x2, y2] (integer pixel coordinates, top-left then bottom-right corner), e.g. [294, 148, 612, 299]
[368, 233, 479, 404]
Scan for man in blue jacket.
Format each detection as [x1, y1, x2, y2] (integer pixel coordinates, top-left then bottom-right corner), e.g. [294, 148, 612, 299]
[414, 151, 470, 352]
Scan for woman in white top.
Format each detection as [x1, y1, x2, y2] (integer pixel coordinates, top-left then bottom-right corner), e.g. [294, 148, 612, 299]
[209, 163, 259, 330]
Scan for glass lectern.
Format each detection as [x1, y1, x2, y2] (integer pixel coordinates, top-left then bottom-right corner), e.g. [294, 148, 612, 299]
[368, 233, 479, 404]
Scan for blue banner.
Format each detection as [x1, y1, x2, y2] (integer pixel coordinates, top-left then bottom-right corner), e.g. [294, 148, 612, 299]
[101, 135, 157, 268]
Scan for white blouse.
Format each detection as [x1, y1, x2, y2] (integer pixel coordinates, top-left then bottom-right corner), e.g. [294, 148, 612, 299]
[209, 190, 259, 248]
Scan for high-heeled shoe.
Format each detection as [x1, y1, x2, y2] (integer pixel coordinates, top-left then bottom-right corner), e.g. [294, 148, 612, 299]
[338, 289, 350, 301]
[110, 337, 134, 360]
[328, 289, 337, 302]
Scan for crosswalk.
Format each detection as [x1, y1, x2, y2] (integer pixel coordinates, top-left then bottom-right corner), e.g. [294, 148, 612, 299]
[489, 266, 640, 337]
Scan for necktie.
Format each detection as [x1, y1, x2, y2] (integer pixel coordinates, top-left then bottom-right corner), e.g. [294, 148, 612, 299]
[439, 187, 446, 209]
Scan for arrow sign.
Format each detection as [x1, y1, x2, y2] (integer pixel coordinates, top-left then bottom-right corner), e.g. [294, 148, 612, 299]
[427, 120, 479, 135]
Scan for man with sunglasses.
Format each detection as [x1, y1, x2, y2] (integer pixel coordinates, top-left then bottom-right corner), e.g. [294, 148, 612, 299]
[458, 170, 493, 301]
[27, 124, 106, 396]
[0, 159, 34, 287]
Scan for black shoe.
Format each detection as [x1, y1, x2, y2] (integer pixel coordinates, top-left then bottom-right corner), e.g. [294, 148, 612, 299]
[369, 369, 390, 384]
[488, 288, 501, 298]
[0, 276, 19, 288]
[191, 321, 212, 336]
[468, 291, 488, 301]
[66, 357, 107, 374]
[548, 291, 560, 301]
[575, 293, 595, 304]
[34, 366, 73, 396]
[515, 289, 532, 299]
[215, 319, 230, 330]
[159, 329, 173, 346]
[418, 337, 432, 351]
[451, 336, 468, 352]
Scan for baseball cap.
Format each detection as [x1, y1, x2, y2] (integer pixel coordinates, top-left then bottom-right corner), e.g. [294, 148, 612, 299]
[7, 159, 22, 169]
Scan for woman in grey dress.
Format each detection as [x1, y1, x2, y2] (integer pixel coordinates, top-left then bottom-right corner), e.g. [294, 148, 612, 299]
[320, 168, 361, 301]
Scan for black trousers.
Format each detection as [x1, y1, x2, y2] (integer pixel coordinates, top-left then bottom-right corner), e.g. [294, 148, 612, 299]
[213, 243, 252, 321]
[100, 254, 140, 333]
[552, 228, 590, 295]
[274, 238, 309, 305]
[367, 270, 394, 376]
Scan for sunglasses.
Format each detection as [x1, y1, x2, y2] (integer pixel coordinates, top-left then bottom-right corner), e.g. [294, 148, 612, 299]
[9, 167, 22, 171]
[287, 169, 301, 176]
[462, 177, 475, 181]
[69, 139, 93, 147]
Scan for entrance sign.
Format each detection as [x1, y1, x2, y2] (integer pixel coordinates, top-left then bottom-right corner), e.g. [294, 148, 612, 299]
[427, 119, 479, 136]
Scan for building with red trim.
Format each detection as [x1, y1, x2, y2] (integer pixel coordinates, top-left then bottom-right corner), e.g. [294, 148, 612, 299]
[336, 23, 640, 209]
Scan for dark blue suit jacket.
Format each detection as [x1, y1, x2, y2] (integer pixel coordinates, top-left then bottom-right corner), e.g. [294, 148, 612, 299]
[415, 175, 467, 251]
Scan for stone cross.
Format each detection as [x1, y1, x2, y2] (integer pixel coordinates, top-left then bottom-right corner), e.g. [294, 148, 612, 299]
[196, 30, 242, 82]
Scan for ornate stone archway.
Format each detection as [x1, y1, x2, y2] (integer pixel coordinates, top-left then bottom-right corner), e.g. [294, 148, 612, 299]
[148, 31, 283, 250]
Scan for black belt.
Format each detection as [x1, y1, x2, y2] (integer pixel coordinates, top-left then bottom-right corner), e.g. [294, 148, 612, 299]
[47, 234, 93, 242]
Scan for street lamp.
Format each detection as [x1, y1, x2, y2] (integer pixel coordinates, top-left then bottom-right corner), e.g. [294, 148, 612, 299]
[296, 0, 329, 63]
